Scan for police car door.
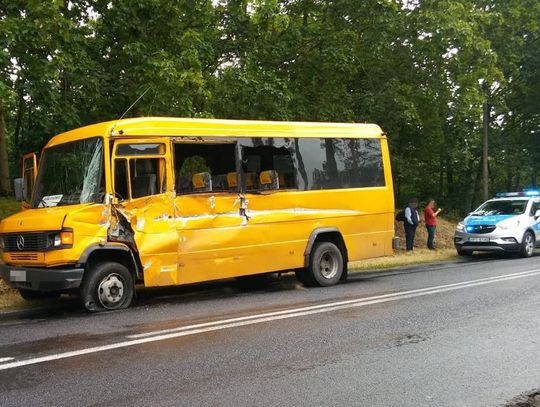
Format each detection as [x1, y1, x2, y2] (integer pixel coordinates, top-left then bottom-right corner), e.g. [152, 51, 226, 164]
[531, 200, 540, 243]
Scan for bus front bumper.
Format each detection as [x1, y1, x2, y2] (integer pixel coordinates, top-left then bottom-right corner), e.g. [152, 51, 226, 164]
[0, 264, 84, 292]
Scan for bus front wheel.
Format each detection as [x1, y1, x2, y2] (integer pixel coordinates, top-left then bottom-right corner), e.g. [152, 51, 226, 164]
[305, 241, 344, 287]
[80, 262, 134, 312]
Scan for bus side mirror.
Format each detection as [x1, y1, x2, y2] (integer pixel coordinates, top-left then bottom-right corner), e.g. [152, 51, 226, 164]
[21, 153, 38, 204]
[14, 178, 25, 201]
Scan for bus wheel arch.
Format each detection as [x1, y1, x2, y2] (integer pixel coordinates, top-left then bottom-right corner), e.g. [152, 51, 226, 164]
[78, 245, 141, 312]
[300, 229, 348, 286]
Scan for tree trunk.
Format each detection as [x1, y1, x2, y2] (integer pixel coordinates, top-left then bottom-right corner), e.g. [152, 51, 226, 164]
[438, 152, 445, 199]
[0, 100, 12, 195]
[482, 103, 489, 200]
[13, 88, 24, 149]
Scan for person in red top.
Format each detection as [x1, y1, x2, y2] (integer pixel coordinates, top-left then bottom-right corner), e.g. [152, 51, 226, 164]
[424, 198, 442, 250]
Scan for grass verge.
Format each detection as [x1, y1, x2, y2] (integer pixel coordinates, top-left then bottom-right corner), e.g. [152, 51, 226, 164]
[0, 197, 21, 219]
[349, 248, 458, 272]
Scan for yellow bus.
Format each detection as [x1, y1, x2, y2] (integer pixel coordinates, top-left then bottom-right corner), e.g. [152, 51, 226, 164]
[0, 117, 395, 311]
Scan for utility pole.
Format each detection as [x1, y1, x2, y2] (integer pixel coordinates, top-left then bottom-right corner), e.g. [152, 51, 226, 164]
[482, 102, 489, 201]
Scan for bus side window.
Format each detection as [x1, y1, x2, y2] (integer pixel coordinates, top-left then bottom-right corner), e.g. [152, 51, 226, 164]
[242, 145, 297, 191]
[173, 143, 237, 194]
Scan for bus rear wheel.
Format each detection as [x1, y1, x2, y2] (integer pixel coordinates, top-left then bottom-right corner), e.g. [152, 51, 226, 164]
[305, 242, 343, 287]
[80, 262, 134, 312]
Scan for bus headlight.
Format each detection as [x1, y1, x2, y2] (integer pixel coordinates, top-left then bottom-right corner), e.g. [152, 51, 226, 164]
[48, 230, 74, 249]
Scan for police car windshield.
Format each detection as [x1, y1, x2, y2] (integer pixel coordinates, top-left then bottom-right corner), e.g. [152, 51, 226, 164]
[472, 200, 527, 216]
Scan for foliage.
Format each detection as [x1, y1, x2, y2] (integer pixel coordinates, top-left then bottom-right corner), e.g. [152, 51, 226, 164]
[0, 197, 20, 220]
[0, 0, 539, 213]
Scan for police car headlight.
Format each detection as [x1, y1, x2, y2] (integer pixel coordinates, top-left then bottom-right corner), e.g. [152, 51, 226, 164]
[456, 222, 465, 232]
[497, 219, 520, 230]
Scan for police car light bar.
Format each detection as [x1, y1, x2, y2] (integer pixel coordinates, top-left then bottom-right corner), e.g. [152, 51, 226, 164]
[495, 190, 540, 198]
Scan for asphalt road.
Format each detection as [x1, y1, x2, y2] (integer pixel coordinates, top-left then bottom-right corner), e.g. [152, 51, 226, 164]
[1, 255, 540, 406]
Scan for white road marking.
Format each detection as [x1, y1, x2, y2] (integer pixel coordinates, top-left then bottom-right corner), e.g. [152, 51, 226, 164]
[0, 357, 14, 363]
[1, 268, 539, 371]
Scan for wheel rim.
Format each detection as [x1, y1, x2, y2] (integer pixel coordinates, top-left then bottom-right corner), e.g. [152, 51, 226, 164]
[97, 273, 125, 309]
[319, 251, 338, 279]
[526, 234, 534, 255]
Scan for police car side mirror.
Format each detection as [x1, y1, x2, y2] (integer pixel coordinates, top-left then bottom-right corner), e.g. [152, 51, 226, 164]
[535, 209, 540, 219]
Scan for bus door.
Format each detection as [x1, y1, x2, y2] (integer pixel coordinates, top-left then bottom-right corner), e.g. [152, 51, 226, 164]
[111, 139, 177, 286]
[172, 140, 264, 284]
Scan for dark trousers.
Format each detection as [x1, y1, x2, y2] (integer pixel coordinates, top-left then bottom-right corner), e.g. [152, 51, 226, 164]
[426, 225, 436, 249]
[404, 223, 417, 251]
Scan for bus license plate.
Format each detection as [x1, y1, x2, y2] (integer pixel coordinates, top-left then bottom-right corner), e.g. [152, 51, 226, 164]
[469, 237, 489, 243]
[10, 269, 26, 282]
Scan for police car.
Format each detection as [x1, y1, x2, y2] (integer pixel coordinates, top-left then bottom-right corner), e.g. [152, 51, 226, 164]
[454, 191, 540, 257]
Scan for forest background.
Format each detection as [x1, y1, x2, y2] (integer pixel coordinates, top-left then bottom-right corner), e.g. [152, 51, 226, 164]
[0, 0, 539, 215]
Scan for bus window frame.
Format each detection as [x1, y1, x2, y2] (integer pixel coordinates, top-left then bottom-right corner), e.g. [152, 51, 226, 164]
[112, 138, 171, 201]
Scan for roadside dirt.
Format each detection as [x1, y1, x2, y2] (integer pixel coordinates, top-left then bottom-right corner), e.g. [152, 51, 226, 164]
[0, 277, 12, 295]
[394, 216, 457, 250]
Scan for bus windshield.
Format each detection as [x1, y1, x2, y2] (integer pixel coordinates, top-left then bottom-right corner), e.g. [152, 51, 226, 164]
[32, 137, 105, 208]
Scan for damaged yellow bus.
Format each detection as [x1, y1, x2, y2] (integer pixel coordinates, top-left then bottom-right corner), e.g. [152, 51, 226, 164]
[0, 117, 395, 311]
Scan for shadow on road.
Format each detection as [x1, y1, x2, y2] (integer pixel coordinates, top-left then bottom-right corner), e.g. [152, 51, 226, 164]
[1, 250, 532, 322]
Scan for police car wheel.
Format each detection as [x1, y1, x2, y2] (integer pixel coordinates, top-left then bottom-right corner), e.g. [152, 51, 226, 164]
[520, 232, 535, 258]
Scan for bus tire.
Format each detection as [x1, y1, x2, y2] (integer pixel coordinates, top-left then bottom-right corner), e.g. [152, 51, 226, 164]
[520, 231, 535, 258]
[18, 289, 61, 301]
[80, 262, 134, 312]
[306, 242, 343, 287]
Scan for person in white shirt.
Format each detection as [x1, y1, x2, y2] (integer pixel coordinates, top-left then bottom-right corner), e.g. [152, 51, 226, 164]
[404, 197, 420, 251]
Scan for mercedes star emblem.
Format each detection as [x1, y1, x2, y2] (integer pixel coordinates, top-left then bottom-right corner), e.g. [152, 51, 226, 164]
[16, 235, 25, 251]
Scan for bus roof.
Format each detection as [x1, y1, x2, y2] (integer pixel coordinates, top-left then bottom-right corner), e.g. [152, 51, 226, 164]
[47, 117, 385, 148]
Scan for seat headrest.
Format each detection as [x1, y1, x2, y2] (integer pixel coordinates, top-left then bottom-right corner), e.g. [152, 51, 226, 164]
[135, 159, 154, 176]
[192, 172, 212, 191]
[259, 170, 279, 189]
[227, 172, 237, 188]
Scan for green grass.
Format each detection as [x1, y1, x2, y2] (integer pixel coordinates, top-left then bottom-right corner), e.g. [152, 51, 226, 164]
[349, 248, 458, 272]
[0, 197, 21, 220]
